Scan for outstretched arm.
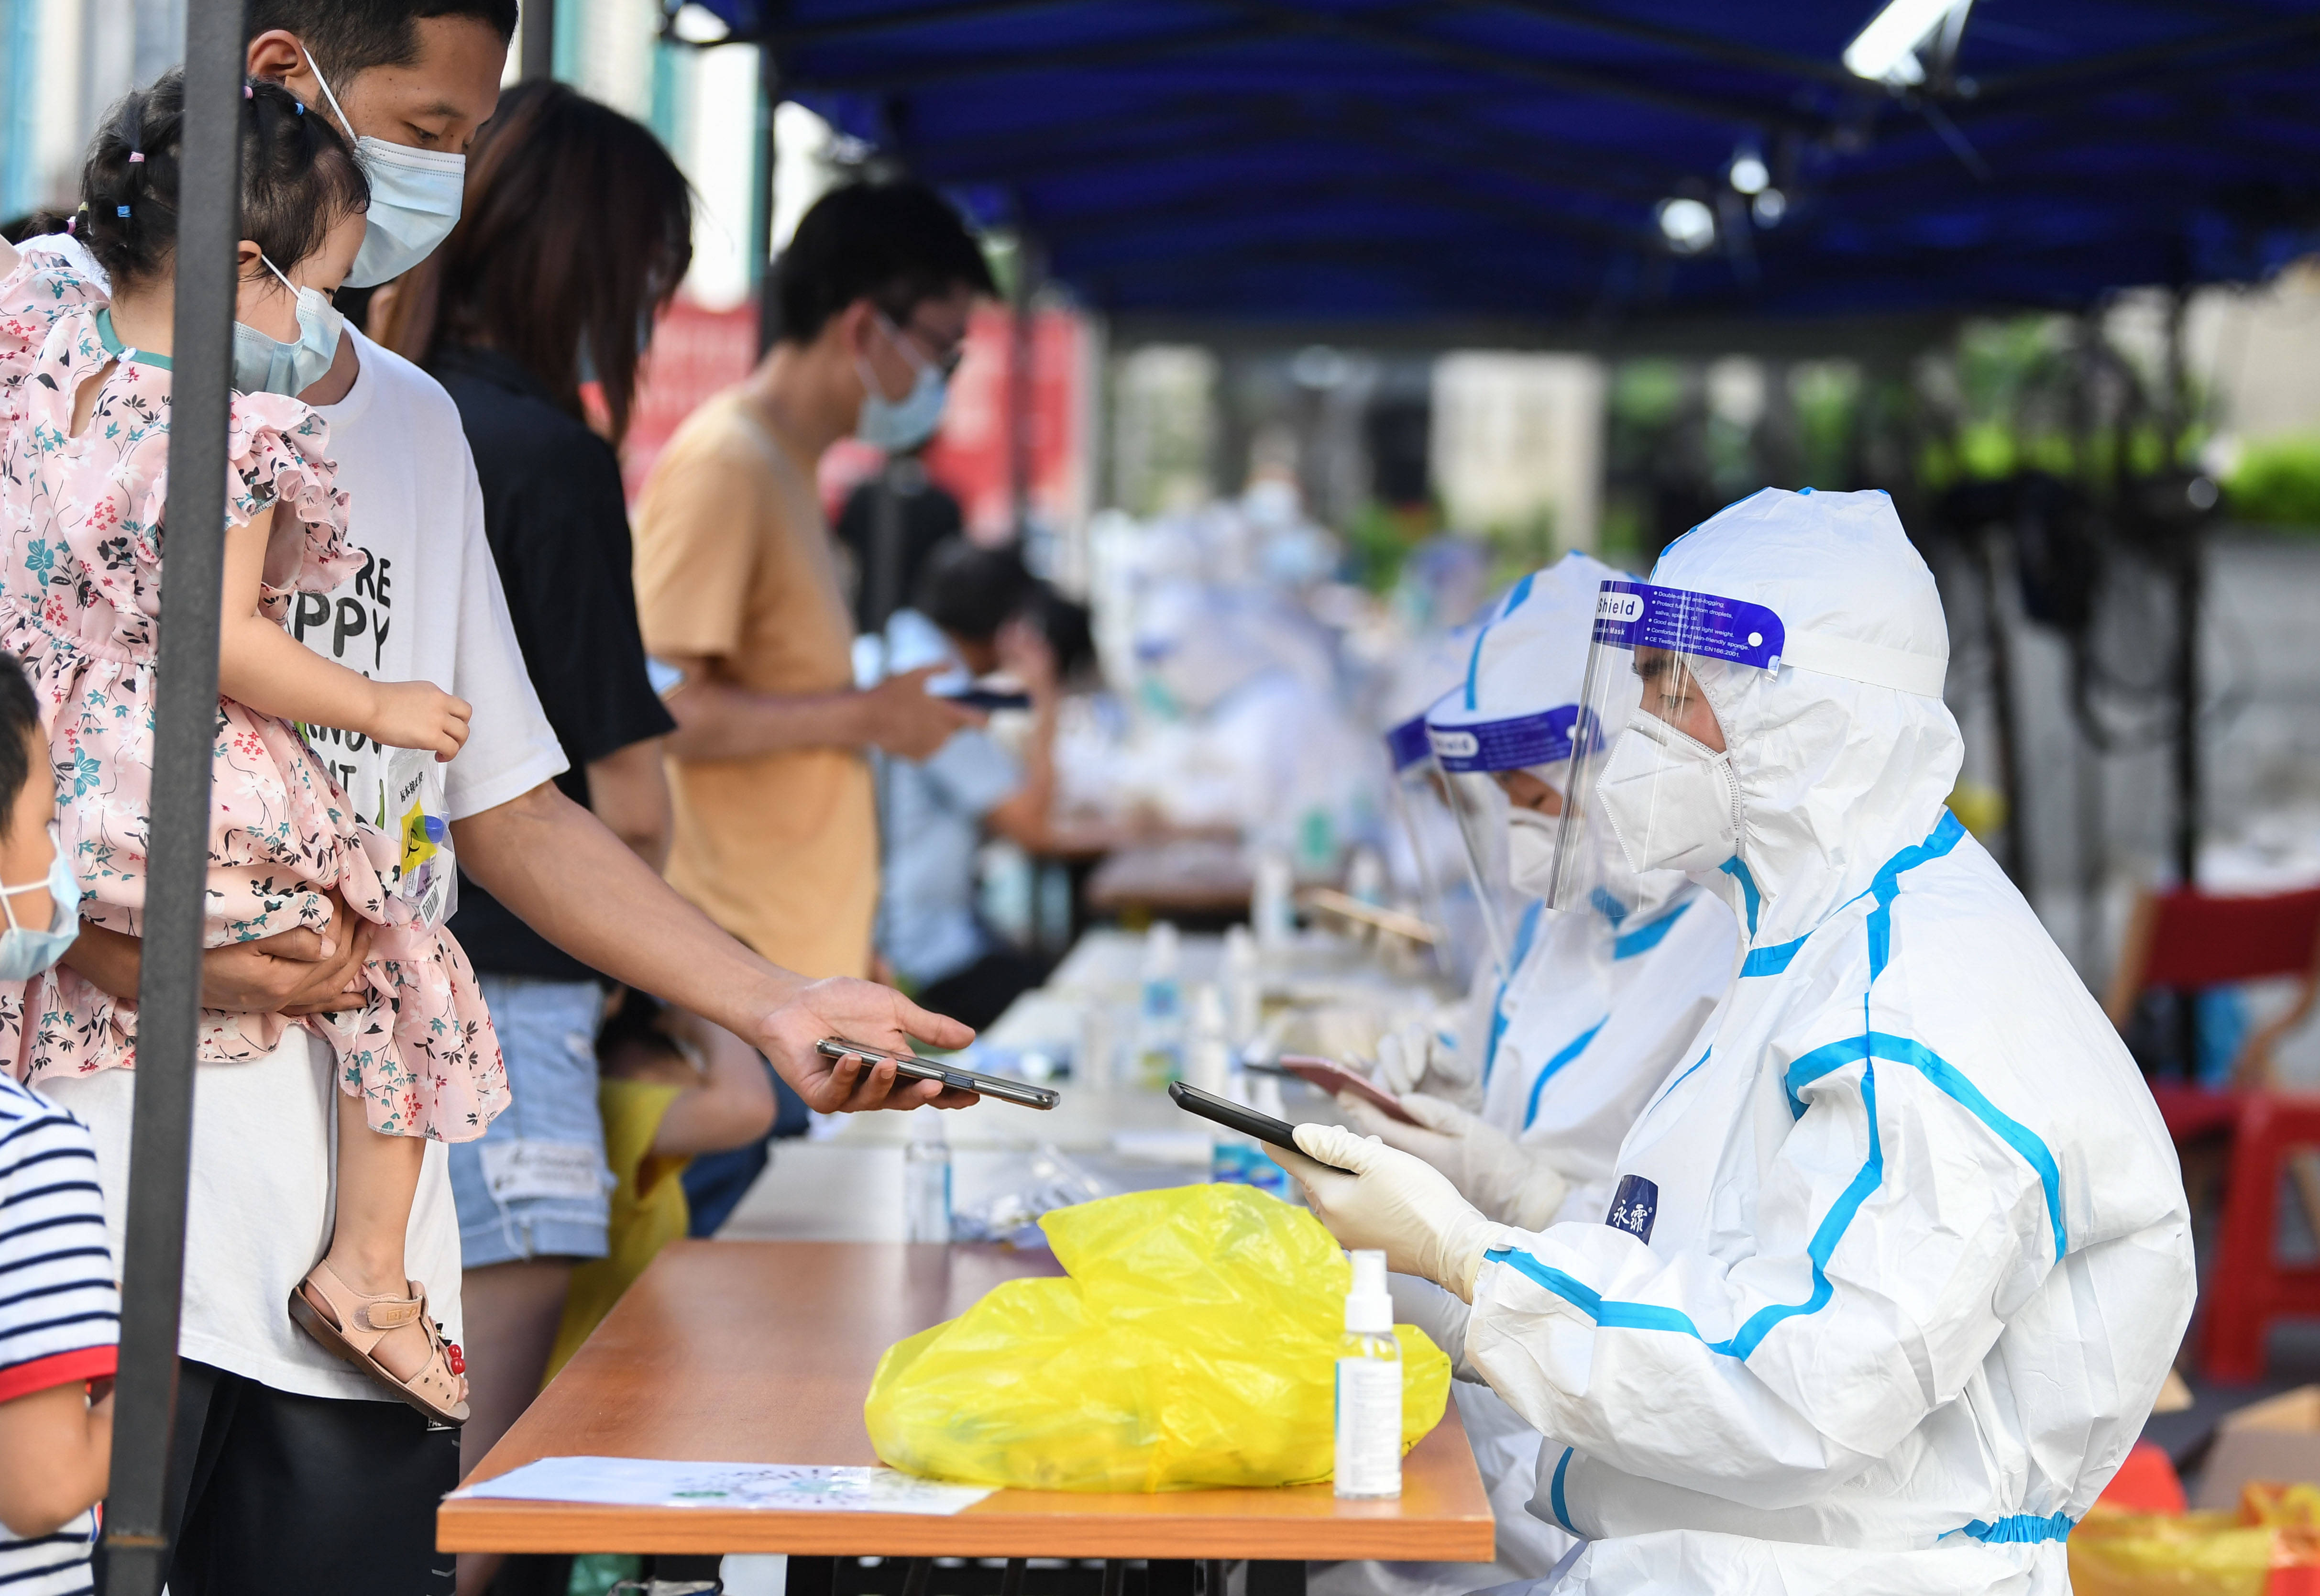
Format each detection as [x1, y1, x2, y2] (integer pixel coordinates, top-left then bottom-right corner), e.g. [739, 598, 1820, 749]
[452, 781, 977, 1112]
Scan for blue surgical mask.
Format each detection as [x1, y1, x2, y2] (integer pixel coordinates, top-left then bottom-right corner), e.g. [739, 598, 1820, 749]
[305, 50, 466, 288]
[855, 312, 950, 451]
[231, 254, 344, 397]
[0, 826, 80, 981]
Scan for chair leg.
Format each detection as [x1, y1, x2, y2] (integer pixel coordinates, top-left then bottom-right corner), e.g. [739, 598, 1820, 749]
[2206, 1099, 2282, 1383]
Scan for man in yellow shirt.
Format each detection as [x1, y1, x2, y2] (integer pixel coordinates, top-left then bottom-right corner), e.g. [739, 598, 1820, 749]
[634, 180, 996, 980]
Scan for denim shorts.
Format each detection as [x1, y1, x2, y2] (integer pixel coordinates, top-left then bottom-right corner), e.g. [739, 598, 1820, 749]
[448, 974, 612, 1267]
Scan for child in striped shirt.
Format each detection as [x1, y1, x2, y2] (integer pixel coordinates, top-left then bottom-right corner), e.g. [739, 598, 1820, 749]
[0, 651, 116, 1596]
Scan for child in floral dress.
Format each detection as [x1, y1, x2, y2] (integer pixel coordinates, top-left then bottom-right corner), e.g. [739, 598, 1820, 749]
[0, 74, 499, 1422]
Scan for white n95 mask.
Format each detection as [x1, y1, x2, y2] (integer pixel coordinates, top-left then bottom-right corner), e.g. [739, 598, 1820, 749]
[1594, 711, 1742, 876]
[1505, 807, 1561, 900]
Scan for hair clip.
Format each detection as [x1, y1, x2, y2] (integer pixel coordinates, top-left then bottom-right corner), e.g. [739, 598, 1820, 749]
[244, 85, 253, 99]
[295, 102, 305, 114]
[128, 151, 145, 164]
[116, 205, 131, 217]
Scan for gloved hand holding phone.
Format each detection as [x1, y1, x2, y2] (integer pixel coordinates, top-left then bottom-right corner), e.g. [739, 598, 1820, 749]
[1265, 1123, 1508, 1302]
[1337, 1091, 1570, 1230]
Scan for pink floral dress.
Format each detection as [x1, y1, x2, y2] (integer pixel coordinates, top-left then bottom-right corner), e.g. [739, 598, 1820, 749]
[0, 248, 505, 1143]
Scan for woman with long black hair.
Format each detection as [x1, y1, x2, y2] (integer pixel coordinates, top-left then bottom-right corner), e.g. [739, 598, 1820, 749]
[373, 81, 701, 1585]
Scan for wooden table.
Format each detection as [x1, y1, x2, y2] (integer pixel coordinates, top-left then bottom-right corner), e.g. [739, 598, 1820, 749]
[441, 1241, 1495, 1581]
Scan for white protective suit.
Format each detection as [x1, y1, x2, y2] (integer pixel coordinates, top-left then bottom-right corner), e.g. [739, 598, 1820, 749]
[1446, 490, 2193, 1595]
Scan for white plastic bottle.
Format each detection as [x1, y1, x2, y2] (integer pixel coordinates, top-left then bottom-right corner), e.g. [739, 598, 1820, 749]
[903, 1112, 953, 1243]
[1187, 982, 1232, 1097]
[1335, 1249, 1402, 1499]
[1136, 921, 1184, 1086]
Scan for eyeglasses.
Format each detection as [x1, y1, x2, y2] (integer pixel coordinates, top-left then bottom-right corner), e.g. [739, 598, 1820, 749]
[877, 310, 966, 381]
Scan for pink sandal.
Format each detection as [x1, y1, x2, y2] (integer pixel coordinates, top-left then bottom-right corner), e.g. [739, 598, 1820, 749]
[289, 1261, 470, 1425]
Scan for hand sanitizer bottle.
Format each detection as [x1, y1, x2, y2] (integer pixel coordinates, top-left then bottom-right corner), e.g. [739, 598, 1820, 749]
[1335, 1249, 1402, 1499]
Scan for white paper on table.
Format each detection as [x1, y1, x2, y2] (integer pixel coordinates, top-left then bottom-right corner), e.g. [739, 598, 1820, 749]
[449, 1457, 994, 1515]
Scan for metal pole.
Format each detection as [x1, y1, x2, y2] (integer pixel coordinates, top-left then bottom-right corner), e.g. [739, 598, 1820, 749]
[101, 1, 242, 1590]
[1009, 234, 1042, 540]
[752, 42, 783, 356]
[520, 0, 557, 80]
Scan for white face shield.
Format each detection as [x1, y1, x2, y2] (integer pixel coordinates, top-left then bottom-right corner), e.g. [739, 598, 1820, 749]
[1425, 695, 1597, 970]
[1549, 575, 1948, 909]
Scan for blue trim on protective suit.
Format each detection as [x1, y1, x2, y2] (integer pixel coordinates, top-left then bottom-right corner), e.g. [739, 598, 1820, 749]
[1484, 1056, 1883, 1361]
[1732, 810, 1962, 977]
[1865, 810, 1967, 980]
[1483, 899, 1545, 1088]
[1463, 571, 1538, 710]
[1613, 900, 1692, 959]
[1648, 1048, 1711, 1111]
[1549, 1447, 1575, 1531]
[1719, 857, 1761, 936]
[1525, 1016, 1610, 1130]
[1958, 1513, 2074, 1544]
[1783, 1030, 2067, 1261]
[1740, 934, 1807, 977]
[1589, 886, 1629, 926]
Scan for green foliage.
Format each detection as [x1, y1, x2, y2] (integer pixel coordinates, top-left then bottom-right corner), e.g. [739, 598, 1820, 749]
[2228, 436, 2320, 529]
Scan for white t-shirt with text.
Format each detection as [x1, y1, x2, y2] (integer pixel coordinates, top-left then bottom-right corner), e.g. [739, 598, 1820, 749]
[46, 329, 567, 1399]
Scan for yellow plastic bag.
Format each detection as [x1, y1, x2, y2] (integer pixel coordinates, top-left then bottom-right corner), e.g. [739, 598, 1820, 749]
[2069, 1511, 2278, 1596]
[865, 1184, 1451, 1491]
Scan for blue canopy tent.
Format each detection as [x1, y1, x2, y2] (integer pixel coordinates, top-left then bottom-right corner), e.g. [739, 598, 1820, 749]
[683, 0, 2320, 333]
[669, 0, 2317, 909]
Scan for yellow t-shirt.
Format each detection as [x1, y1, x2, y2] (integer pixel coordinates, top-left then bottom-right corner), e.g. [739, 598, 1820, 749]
[631, 389, 875, 978]
[546, 1079, 690, 1382]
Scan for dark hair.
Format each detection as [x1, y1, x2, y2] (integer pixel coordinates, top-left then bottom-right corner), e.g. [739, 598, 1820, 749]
[79, 71, 370, 294]
[1023, 586, 1096, 683]
[914, 539, 1034, 644]
[244, 0, 519, 79]
[0, 655, 41, 842]
[777, 179, 996, 345]
[377, 81, 691, 445]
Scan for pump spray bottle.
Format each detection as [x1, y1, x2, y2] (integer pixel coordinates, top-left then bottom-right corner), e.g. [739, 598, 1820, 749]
[1335, 1249, 1402, 1498]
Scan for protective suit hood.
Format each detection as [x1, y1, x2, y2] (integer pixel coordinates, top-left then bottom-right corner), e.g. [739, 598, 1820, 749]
[1651, 488, 1957, 947]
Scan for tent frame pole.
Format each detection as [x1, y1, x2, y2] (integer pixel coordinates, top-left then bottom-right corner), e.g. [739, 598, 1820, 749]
[101, 2, 244, 1591]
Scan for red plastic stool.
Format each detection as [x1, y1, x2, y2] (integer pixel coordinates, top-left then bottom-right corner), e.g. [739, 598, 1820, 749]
[2206, 1093, 2320, 1382]
[2097, 1440, 2186, 1514]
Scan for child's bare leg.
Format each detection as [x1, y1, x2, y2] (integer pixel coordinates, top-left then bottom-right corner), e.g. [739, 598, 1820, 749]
[325, 1091, 460, 1394]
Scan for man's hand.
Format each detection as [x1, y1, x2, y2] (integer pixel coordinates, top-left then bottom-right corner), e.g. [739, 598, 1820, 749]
[861, 665, 983, 760]
[752, 976, 980, 1112]
[62, 897, 374, 1015]
[1267, 1123, 1503, 1301]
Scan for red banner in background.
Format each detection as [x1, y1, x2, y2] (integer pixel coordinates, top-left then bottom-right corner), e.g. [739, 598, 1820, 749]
[621, 297, 1089, 549]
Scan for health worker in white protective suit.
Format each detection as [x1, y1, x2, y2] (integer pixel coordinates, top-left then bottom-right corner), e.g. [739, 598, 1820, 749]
[1385, 552, 1736, 1228]
[1318, 553, 1739, 1596]
[1273, 488, 2194, 1596]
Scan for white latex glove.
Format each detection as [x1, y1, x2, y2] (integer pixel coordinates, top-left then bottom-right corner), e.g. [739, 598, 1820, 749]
[1374, 1012, 1479, 1110]
[1267, 1123, 1507, 1302]
[1338, 1091, 1569, 1231]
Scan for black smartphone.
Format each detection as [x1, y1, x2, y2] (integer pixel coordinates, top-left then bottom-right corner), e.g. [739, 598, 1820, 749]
[814, 1037, 1060, 1110]
[1167, 1081, 1352, 1170]
[937, 687, 1034, 712]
